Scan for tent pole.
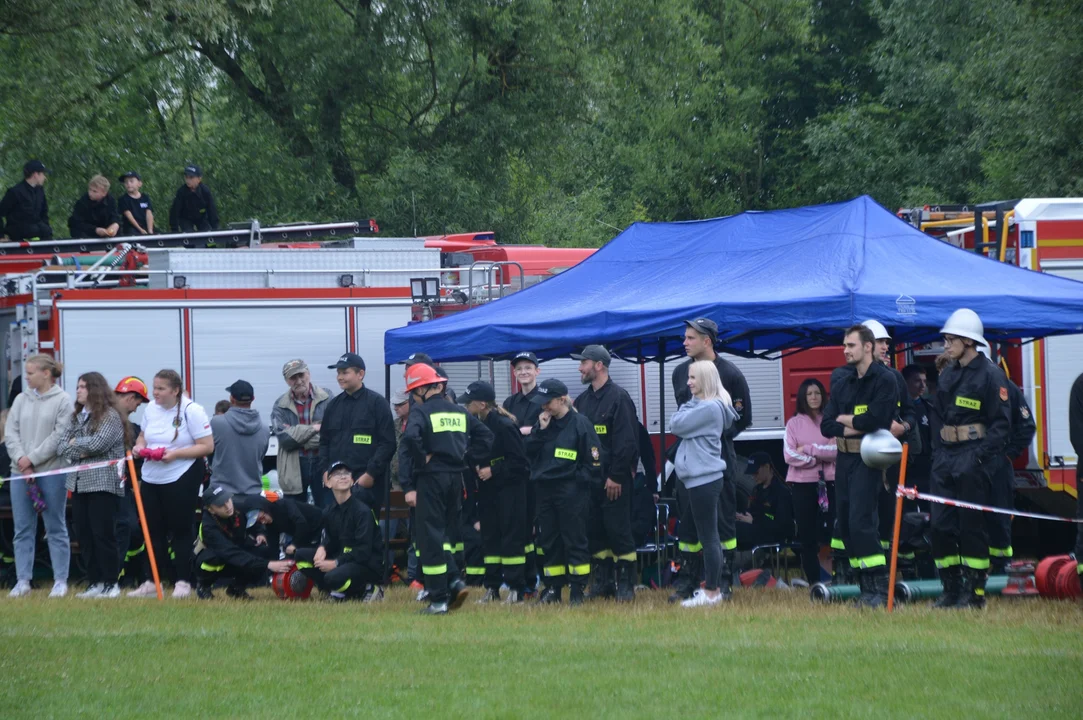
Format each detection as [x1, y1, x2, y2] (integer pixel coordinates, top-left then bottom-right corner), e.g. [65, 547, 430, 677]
[383, 363, 392, 583]
[658, 340, 666, 486]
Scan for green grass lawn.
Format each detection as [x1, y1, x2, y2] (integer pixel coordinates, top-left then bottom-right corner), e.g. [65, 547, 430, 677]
[1, 586, 1081, 718]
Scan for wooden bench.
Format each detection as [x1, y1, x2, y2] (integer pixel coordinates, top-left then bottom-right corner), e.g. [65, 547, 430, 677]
[380, 490, 411, 550]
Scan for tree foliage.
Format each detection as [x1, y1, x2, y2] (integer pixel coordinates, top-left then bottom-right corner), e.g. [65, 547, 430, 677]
[1, 0, 1080, 244]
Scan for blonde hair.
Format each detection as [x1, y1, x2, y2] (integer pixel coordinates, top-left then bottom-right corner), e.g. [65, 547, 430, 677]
[27, 354, 63, 379]
[689, 360, 732, 406]
[88, 175, 110, 192]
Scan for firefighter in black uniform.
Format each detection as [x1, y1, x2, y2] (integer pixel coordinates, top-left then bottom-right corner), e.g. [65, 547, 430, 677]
[1069, 372, 1083, 580]
[194, 485, 293, 600]
[670, 318, 752, 601]
[526, 379, 603, 605]
[169, 165, 219, 233]
[399, 364, 493, 615]
[0, 160, 52, 241]
[318, 352, 397, 511]
[987, 372, 1035, 573]
[462, 380, 531, 603]
[571, 345, 639, 602]
[821, 324, 898, 608]
[503, 350, 543, 593]
[929, 309, 1012, 609]
[233, 493, 324, 558]
[902, 364, 934, 508]
[295, 461, 385, 601]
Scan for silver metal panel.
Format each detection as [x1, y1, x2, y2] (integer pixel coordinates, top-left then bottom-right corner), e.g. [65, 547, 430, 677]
[355, 305, 414, 399]
[190, 306, 349, 424]
[1042, 265, 1083, 464]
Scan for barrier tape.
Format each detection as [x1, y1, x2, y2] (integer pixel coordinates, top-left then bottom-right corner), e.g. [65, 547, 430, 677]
[0, 456, 126, 488]
[897, 486, 1083, 524]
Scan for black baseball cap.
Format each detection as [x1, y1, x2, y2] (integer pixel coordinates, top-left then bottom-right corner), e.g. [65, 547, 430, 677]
[571, 345, 611, 367]
[405, 352, 434, 367]
[685, 317, 719, 343]
[23, 160, 48, 175]
[202, 485, 233, 506]
[746, 452, 774, 475]
[327, 460, 352, 475]
[329, 352, 365, 370]
[529, 378, 569, 404]
[512, 351, 539, 367]
[118, 171, 141, 181]
[459, 381, 496, 404]
[225, 380, 254, 402]
[183, 164, 202, 177]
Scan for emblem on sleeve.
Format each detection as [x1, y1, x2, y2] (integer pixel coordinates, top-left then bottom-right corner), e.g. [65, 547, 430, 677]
[591, 447, 600, 461]
[999, 387, 1008, 402]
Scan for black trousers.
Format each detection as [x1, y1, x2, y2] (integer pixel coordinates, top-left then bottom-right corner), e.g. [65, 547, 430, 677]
[682, 479, 723, 590]
[985, 456, 1014, 558]
[480, 481, 528, 592]
[835, 453, 885, 570]
[537, 481, 590, 587]
[718, 458, 738, 549]
[415, 470, 462, 604]
[931, 444, 991, 570]
[177, 218, 213, 233]
[588, 474, 635, 560]
[8, 222, 53, 242]
[790, 481, 835, 583]
[141, 459, 204, 584]
[524, 483, 538, 588]
[675, 481, 723, 551]
[72, 491, 120, 585]
[194, 549, 265, 589]
[115, 490, 148, 585]
[462, 517, 485, 585]
[295, 547, 380, 596]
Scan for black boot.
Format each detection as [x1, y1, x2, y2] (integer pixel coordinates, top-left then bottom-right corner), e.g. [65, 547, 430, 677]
[448, 579, 469, 611]
[196, 583, 215, 600]
[989, 557, 1009, 576]
[933, 566, 963, 609]
[615, 561, 635, 603]
[569, 582, 586, 606]
[854, 569, 873, 606]
[956, 568, 988, 609]
[720, 550, 735, 599]
[537, 585, 563, 604]
[226, 584, 253, 601]
[858, 568, 889, 609]
[668, 553, 699, 603]
[832, 553, 853, 585]
[587, 558, 615, 600]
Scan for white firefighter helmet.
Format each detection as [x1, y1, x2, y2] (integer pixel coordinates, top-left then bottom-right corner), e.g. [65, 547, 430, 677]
[861, 319, 891, 341]
[939, 308, 987, 346]
[860, 429, 903, 470]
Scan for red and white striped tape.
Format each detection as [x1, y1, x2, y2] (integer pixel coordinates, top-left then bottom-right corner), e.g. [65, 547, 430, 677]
[897, 485, 1083, 524]
[0, 456, 127, 486]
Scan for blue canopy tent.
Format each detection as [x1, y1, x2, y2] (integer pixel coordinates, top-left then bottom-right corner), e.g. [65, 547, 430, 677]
[384, 195, 1083, 365]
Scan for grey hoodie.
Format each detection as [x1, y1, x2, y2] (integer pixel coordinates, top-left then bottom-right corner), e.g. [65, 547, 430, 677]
[671, 397, 738, 489]
[210, 407, 270, 495]
[5, 383, 73, 474]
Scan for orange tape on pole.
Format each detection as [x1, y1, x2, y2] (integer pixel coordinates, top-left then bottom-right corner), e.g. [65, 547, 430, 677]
[126, 454, 163, 601]
[887, 442, 910, 613]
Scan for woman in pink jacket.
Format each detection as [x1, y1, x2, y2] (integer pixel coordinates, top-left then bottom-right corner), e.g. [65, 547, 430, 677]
[784, 379, 836, 583]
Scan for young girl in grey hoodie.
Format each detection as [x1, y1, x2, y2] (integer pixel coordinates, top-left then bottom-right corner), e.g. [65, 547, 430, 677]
[670, 360, 738, 607]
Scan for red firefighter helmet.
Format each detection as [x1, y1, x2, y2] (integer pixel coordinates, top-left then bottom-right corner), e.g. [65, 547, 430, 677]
[405, 363, 443, 392]
[114, 376, 150, 402]
[271, 566, 314, 600]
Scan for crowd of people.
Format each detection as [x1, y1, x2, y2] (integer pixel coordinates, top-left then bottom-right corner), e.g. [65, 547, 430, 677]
[0, 160, 220, 242]
[2, 306, 1080, 613]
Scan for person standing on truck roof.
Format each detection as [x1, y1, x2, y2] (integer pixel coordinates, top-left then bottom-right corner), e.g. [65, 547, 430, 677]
[272, 359, 332, 508]
[928, 309, 1011, 610]
[670, 318, 752, 602]
[68, 174, 121, 239]
[0, 160, 52, 241]
[572, 345, 639, 603]
[168, 165, 219, 233]
[821, 324, 898, 608]
[117, 171, 154, 236]
[318, 352, 396, 512]
[1069, 372, 1083, 581]
[209, 380, 269, 497]
[503, 350, 543, 595]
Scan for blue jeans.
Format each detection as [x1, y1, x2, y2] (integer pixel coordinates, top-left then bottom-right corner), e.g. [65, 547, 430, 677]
[299, 456, 328, 508]
[10, 475, 70, 582]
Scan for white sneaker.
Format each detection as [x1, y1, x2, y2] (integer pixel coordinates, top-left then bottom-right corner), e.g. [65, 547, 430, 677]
[681, 589, 724, 608]
[49, 581, 68, 598]
[77, 583, 105, 599]
[100, 583, 121, 598]
[128, 580, 157, 597]
[9, 580, 31, 598]
[172, 581, 192, 599]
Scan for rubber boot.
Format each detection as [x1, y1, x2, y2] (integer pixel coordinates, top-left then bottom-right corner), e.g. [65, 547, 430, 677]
[720, 550, 735, 599]
[615, 560, 635, 603]
[832, 552, 852, 585]
[587, 558, 616, 600]
[569, 581, 586, 606]
[956, 568, 988, 609]
[857, 568, 889, 609]
[668, 552, 699, 603]
[933, 566, 963, 609]
[854, 568, 873, 606]
[989, 557, 1009, 576]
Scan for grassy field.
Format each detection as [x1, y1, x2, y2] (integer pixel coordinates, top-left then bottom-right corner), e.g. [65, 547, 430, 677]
[1, 585, 1081, 719]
